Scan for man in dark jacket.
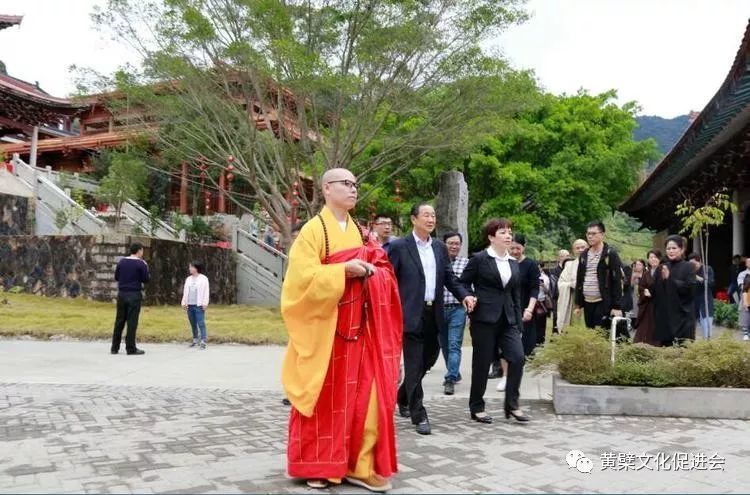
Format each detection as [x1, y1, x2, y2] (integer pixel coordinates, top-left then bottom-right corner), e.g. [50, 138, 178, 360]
[110, 242, 150, 355]
[388, 202, 474, 435]
[574, 220, 623, 330]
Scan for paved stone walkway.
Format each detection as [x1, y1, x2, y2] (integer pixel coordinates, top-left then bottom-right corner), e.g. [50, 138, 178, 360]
[1, 381, 749, 493]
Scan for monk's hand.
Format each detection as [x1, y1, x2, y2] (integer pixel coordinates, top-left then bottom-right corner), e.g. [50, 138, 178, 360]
[643, 288, 651, 298]
[344, 259, 369, 278]
[362, 262, 377, 277]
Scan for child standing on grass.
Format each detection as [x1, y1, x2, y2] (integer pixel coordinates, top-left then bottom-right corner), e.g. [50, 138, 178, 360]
[181, 261, 209, 349]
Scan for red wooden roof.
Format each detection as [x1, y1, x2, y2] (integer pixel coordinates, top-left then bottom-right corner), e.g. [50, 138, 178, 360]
[0, 129, 139, 155]
[0, 73, 82, 110]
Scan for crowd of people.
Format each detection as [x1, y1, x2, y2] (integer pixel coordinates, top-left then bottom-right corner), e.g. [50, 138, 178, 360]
[276, 168, 750, 492]
[106, 167, 747, 493]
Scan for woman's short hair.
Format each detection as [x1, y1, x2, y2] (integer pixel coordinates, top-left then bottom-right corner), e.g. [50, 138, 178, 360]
[482, 218, 513, 242]
[190, 261, 205, 274]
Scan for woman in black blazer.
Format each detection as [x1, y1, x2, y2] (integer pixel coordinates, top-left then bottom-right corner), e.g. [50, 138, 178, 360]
[459, 218, 530, 423]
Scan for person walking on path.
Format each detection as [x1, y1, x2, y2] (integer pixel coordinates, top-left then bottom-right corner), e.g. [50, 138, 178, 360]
[280, 168, 403, 492]
[509, 234, 541, 358]
[737, 257, 750, 341]
[389, 202, 474, 436]
[653, 235, 696, 346]
[687, 253, 715, 339]
[459, 218, 529, 424]
[549, 250, 569, 335]
[181, 261, 210, 349]
[110, 242, 150, 355]
[634, 250, 661, 345]
[556, 239, 587, 332]
[372, 213, 398, 253]
[440, 232, 469, 396]
[574, 220, 624, 330]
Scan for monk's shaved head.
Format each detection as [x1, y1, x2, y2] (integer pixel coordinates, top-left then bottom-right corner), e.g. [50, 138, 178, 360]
[321, 167, 358, 211]
[320, 168, 354, 189]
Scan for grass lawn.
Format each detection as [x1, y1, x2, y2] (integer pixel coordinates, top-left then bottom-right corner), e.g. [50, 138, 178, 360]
[0, 293, 288, 345]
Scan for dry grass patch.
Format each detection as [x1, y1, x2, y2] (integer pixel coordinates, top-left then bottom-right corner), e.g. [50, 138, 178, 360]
[0, 293, 287, 345]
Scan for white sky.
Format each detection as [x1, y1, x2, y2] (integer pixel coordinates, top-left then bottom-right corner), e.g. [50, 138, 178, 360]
[0, 0, 748, 118]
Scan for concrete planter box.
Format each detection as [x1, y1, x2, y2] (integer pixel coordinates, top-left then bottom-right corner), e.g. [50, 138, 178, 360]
[553, 375, 750, 419]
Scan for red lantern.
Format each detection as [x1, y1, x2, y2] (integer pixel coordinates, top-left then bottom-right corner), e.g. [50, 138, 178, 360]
[227, 164, 235, 172]
[226, 173, 234, 182]
[227, 155, 235, 163]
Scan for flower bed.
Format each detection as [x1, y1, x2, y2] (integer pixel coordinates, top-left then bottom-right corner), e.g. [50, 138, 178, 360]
[530, 326, 750, 388]
[531, 326, 750, 418]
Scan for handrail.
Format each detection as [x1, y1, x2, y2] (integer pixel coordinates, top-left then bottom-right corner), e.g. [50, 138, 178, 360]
[235, 227, 286, 280]
[122, 199, 180, 240]
[36, 176, 107, 233]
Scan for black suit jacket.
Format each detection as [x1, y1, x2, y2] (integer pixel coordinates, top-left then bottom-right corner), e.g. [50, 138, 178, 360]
[459, 250, 523, 326]
[388, 233, 470, 334]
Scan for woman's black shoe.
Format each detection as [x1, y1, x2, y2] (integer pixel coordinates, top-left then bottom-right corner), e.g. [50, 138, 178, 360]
[470, 412, 493, 424]
[504, 409, 530, 422]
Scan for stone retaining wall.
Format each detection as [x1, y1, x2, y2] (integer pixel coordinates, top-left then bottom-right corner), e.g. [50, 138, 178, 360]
[0, 235, 236, 305]
[553, 376, 750, 419]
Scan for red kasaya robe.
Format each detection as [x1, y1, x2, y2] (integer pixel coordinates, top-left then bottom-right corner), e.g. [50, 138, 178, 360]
[286, 241, 403, 479]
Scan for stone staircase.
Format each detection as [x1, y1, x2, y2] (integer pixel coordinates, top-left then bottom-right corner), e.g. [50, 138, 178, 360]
[8, 153, 286, 305]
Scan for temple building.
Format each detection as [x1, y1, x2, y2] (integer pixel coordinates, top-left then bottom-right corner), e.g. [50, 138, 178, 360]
[622, 18, 750, 289]
[1, 14, 311, 217]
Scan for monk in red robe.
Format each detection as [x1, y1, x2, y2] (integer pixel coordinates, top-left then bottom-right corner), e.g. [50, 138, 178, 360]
[281, 168, 403, 492]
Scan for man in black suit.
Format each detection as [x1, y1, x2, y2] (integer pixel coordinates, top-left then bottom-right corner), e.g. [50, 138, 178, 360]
[388, 202, 475, 435]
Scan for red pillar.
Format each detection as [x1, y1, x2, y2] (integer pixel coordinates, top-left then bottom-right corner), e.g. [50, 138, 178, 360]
[180, 161, 188, 214]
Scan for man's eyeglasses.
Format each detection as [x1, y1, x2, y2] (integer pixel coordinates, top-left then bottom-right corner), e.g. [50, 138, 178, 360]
[327, 180, 359, 189]
[586, 230, 602, 236]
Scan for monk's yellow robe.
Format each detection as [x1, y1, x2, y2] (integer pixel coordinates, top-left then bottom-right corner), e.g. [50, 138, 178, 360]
[281, 205, 401, 480]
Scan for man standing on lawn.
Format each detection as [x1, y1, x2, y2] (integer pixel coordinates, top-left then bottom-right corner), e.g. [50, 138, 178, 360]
[281, 168, 402, 492]
[110, 242, 150, 355]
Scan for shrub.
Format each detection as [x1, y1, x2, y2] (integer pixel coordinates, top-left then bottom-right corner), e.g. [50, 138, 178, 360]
[530, 324, 750, 388]
[714, 300, 738, 328]
[674, 335, 750, 388]
[529, 326, 611, 384]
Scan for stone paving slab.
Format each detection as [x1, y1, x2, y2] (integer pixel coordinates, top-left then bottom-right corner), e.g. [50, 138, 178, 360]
[1, 383, 749, 494]
[0, 339, 553, 401]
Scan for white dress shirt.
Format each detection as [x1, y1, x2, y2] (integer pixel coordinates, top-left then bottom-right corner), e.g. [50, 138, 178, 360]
[413, 232, 437, 302]
[486, 246, 513, 286]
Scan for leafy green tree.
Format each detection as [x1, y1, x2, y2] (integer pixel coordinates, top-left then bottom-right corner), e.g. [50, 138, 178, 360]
[88, 0, 528, 243]
[96, 151, 149, 229]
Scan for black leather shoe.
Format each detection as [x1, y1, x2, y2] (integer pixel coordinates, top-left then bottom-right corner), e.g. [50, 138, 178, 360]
[415, 419, 431, 435]
[110, 350, 119, 355]
[126, 349, 145, 355]
[505, 409, 530, 422]
[398, 404, 410, 418]
[444, 381, 454, 395]
[471, 412, 493, 424]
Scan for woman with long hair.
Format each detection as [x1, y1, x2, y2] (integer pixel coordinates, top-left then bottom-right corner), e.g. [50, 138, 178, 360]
[653, 237, 696, 346]
[634, 250, 661, 345]
[459, 218, 529, 424]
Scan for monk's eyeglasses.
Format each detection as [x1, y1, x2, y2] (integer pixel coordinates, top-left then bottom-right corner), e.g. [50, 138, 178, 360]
[327, 180, 359, 189]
